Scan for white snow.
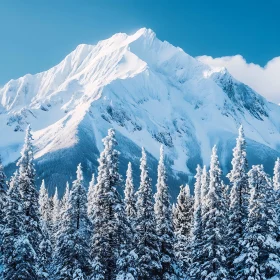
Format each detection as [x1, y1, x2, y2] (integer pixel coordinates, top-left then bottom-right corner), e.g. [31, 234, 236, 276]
[0, 28, 280, 173]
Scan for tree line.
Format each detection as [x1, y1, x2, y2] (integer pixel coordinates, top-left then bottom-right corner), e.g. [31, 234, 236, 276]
[0, 125, 280, 279]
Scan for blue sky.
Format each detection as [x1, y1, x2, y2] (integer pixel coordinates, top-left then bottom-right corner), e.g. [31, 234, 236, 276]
[0, 0, 280, 101]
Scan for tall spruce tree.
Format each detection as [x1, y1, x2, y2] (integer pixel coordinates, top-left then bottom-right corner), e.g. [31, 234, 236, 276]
[38, 180, 52, 278]
[39, 180, 52, 233]
[124, 162, 137, 222]
[189, 165, 203, 279]
[200, 165, 209, 236]
[222, 181, 230, 230]
[16, 125, 43, 275]
[54, 164, 92, 280]
[273, 158, 280, 191]
[52, 187, 60, 225]
[227, 125, 249, 274]
[235, 165, 280, 279]
[2, 172, 37, 280]
[198, 146, 228, 279]
[200, 165, 209, 203]
[39, 225, 52, 279]
[123, 161, 137, 258]
[0, 156, 7, 255]
[173, 183, 193, 277]
[61, 182, 70, 212]
[87, 173, 96, 223]
[154, 145, 177, 279]
[91, 129, 130, 280]
[273, 158, 280, 245]
[135, 147, 161, 279]
[52, 186, 60, 244]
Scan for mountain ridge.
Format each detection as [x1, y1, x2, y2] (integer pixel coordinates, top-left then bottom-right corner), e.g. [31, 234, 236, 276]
[1, 28, 280, 196]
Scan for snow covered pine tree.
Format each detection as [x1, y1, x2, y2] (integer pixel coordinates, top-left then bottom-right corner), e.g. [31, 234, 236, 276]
[39, 180, 52, 234]
[0, 156, 7, 255]
[173, 183, 193, 278]
[87, 173, 96, 223]
[198, 146, 229, 279]
[135, 147, 161, 279]
[61, 182, 70, 214]
[91, 129, 134, 280]
[236, 165, 280, 279]
[227, 125, 249, 276]
[189, 165, 203, 279]
[54, 164, 92, 280]
[52, 186, 60, 242]
[2, 172, 37, 280]
[154, 145, 177, 279]
[124, 162, 137, 223]
[16, 125, 47, 278]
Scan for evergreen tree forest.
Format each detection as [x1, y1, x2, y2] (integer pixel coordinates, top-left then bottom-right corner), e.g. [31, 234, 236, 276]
[1, 125, 280, 279]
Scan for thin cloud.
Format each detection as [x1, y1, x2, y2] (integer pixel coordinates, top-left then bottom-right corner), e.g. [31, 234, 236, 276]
[197, 55, 280, 104]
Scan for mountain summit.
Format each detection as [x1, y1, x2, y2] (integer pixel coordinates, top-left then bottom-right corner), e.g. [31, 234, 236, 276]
[1, 28, 279, 195]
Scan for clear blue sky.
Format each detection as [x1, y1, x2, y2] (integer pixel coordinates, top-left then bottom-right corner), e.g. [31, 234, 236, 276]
[0, 0, 279, 85]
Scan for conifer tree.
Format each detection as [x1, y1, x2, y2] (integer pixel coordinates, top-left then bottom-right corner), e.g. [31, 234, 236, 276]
[123, 162, 137, 255]
[273, 158, 280, 245]
[89, 173, 95, 193]
[52, 187, 60, 225]
[61, 181, 70, 212]
[91, 129, 130, 279]
[198, 146, 229, 279]
[194, 163, 210, 278]
[154, 145, 177, 279]
[200, 165, 209, 204]
[227, 125, 249, 274]
[39, 180, 49, 221]
[16, 125, 43, 275]
[173, 184, 193, 277]
[200, 165, 209, 235]
[222, 181, 230, 229]
[38, 180, 52, 278]
[54, 164, 92, 280]
[0, 156, 7, 254]
[124, 162, 137, 221]
[111, 161, 135, 280]
[173, 186, 194, 239]
[273, 158, 280, 191]
[2, 172, 37, 280]
[38, 225, 52, 279]
[51, 186, 60, 243]
[193, 165, 202, 213]
[135, 147, 161, 279]
[39, 180, 52, 233]
[189, 165, 203, 279]
[87, 173, 96, 223]
[48, 195, 54, 221]
[236, 165, 280, 279]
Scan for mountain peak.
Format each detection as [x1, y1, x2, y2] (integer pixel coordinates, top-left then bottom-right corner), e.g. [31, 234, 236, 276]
[0, 29, 280, 190]
[132, 27, 156, 39]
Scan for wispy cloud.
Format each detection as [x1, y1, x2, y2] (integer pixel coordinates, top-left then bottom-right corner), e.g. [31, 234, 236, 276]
[197, 55, 280, 104]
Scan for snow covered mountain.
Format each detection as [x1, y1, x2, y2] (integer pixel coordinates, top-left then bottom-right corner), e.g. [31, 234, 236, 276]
[1, 28, 280, 196]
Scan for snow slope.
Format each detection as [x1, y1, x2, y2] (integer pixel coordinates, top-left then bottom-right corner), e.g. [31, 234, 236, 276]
[1, 28, 280, 196]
